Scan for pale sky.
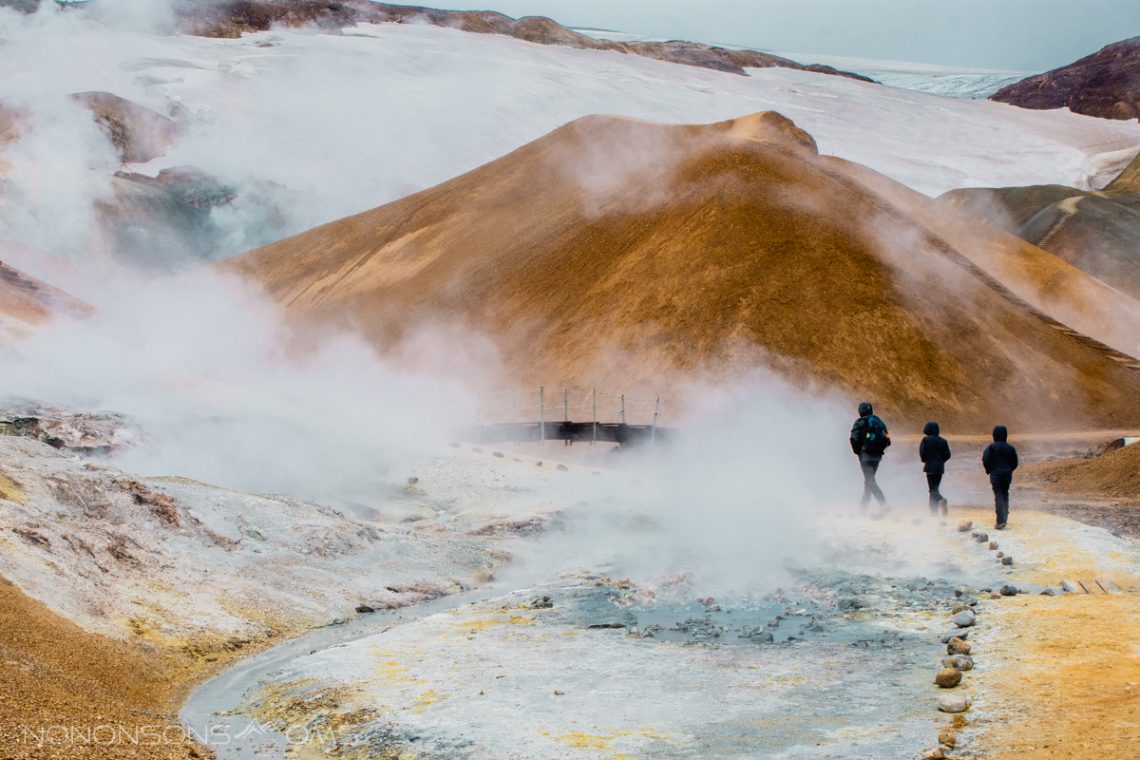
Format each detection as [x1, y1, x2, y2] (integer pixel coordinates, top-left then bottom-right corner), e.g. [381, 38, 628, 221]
[432, 0, 1140, 71]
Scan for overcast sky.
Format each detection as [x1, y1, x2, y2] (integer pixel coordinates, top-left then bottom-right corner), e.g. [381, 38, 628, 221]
[433, 0, 1139, 71]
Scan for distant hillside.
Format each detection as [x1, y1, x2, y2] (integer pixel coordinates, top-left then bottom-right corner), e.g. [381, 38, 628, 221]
[939, 152, 1140, 300]
[991, 37, 1140, 120]
[174, 0, 874, 81]
[0, 0, 869, 80]
[227, 113, 1140, 431]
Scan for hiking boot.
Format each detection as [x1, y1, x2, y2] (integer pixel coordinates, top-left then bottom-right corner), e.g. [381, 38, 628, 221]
[996, 522, 1006, 530]
[939, 498, 948, 515]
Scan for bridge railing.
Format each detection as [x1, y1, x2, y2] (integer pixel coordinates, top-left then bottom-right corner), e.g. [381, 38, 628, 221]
[470, 387, 667, 445]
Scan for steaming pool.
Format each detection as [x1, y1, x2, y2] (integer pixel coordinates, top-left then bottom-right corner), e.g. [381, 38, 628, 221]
[183, 566, 989, 759]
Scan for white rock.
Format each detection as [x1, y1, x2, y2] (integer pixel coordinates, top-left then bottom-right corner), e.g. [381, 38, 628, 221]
[952, 609, 976, 627]
[938, 692, 971, 713]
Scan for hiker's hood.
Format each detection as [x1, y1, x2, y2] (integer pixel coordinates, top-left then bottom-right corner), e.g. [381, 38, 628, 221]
[923, 421, 940, 436]
[858, 401, 873, 417]
[992, 425, 1008, 442]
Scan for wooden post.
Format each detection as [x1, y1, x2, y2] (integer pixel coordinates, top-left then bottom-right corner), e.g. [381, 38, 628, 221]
[562, 387, 570, 446]
[620, 394, 626, 425]
[651, 397, 660, 445]
[592, 388, 597, 444]
[539, 386, 545, 444]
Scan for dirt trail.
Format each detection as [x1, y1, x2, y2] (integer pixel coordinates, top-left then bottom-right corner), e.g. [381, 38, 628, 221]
[946, 506, 1140, 758]
[980, 594, 1140, 758]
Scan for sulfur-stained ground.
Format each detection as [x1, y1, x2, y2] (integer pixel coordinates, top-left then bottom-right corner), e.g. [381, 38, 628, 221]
[0, 575, 234, 759]
[947, 506, 1140, 759]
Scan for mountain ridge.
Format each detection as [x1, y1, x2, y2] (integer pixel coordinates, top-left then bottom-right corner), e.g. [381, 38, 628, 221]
[225, 112, 1140, 431]
[939, 151, 1140, 300]
[0, 0, 873, 81]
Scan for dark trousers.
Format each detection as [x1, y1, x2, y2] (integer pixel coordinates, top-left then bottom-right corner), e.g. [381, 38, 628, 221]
[926, 473, 944, 510]
[990, 473, 1012, 525]
[860, 459, 885, 506]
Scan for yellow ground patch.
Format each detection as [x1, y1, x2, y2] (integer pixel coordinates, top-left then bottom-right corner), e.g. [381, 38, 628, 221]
[0, 469, 26, 504]
[369, 648, 425, 686]
[453, 613, 536, 633]
[977, 594, 1140, 758]
[551, 726, 672, 756]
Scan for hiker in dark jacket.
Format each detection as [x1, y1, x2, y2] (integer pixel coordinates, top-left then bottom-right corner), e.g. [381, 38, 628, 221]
[919, 421, 951, 514]
[982, 425, 1018, 529]
[850, 401, 890, 508]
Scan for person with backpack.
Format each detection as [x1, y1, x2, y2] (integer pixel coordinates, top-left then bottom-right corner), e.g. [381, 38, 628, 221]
[919, 421, 951, 514]
[850, 401, 890, 508]
[982, 425, 1018, 529]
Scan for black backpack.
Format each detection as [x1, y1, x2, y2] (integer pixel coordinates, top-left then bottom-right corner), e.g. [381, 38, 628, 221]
[863, 415, 891, 456]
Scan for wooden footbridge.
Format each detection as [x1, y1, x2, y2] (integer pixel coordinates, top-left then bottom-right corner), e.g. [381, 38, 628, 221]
[457, 387, 673, 447]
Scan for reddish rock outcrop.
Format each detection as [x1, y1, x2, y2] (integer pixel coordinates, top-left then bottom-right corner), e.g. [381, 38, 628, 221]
[1, 92, 180, 164]
[991, 37, 1140, 120]
[70, 92, 181, 164]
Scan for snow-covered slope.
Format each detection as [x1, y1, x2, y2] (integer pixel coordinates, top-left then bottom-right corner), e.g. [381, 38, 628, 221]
[573, 30, 1031, 99]
[777, 52, 1031, 99]
[1, 16, 1137, 264]
[868, 70, 1027, 99]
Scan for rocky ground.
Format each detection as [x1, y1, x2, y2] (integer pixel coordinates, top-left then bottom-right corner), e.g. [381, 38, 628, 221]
[1030, 499, 1140, 540]
[1022, 441, 1140, 505]
[0, 433, 500, 642]
[947, 506, 1140, 759]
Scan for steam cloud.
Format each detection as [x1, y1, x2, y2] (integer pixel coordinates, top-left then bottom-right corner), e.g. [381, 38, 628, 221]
[490, 375, 941, 597]
[0, 269, 478, 503]
[0, 93, 118, 259]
